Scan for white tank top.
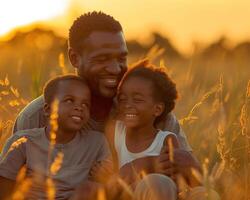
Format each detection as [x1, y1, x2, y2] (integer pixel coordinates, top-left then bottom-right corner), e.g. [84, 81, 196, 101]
[114, 120, 176, 168]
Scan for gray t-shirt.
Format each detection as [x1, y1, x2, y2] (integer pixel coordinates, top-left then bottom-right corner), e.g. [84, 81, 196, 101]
[0, 128, 110, 200]
[13, 95, 192, 151]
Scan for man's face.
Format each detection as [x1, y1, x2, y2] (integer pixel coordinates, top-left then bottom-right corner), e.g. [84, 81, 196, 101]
[74, 31, 128, 98]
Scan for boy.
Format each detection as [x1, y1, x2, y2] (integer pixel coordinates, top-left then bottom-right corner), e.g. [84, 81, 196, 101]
[0, 75, 110, 199]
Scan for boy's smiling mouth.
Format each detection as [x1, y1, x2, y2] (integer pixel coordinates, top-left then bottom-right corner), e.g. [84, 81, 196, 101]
[71, 115, 83, 122]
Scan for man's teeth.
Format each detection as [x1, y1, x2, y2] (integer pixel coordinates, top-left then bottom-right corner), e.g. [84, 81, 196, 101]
[126, 114, 136, 118]
[108, 79, 116, 82]
[106, 79, 117, 84]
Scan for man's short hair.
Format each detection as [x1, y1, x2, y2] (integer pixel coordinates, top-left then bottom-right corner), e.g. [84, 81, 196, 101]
[68, 11, 123, 51]
[119, 59, 178, 125]
[43, 74, 88, 104]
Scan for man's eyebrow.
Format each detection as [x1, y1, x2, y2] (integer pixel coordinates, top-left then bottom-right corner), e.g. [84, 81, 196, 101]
[92, 53, 110, 58]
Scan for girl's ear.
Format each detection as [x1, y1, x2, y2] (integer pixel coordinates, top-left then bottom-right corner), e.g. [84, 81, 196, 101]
[43, 103, 51, 118]
[154, 102, 165, 117]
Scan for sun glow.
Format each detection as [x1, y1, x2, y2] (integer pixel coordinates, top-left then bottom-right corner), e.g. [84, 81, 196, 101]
[0, 0, 68, 36]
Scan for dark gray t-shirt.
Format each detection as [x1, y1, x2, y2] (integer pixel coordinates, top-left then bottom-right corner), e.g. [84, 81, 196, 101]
[0, 127, 110, 199]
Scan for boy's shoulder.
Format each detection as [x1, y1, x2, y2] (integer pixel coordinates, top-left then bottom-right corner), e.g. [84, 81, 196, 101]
[8, 128, 45, 145]
[1, 128, 45, 157]
[79, 130, 106, 141]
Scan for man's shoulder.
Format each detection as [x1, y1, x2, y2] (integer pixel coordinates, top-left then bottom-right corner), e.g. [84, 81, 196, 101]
[18, 96, 44, 118]
[11, 128, 45, 141]
[13, 96, 45, 133]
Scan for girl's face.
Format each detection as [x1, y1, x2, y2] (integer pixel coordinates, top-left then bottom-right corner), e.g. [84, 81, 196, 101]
[117, 76, 164, 129]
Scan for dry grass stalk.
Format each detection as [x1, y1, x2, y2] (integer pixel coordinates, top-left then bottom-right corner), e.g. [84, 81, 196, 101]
[167, 137, 174, 163]
[97, 187, 107, 200]
[146, 44, 165, 62]
[117, 177, 134, 198]
[179, 83, 222, 125]
[50, 152, 64, 175]
[46, 177, 56, 200]
[59, 53, 68, 75]
[12, 166, 32, 200]
[8, 137, 27, 153]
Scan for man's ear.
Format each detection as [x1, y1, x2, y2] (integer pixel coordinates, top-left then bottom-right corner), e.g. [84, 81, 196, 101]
[43, 103, 51, 118]
[154, 103, 165, 117]
[68, 48, 82, 69]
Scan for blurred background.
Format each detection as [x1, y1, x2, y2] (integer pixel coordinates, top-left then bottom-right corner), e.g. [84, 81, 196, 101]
[0, 0, 249, 199]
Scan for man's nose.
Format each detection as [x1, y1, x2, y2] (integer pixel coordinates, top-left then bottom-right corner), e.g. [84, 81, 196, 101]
[106, 60, 122, 75]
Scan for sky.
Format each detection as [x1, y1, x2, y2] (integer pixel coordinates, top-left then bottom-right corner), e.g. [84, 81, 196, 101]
[0, 0, 250, 54]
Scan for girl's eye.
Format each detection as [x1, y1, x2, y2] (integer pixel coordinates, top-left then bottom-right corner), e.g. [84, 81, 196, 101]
[118, 96, 126, 102]
[134, 98, 144, 103]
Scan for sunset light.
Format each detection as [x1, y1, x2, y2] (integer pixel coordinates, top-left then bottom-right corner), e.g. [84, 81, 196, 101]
[0, 1, 249, 200]
[0, 0, 68, 36]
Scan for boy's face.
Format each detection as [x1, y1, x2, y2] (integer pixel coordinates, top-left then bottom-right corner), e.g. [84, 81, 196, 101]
[117, 76, 164, 129]
[70, 31, 128, 99]
[50, 80, 91, 133]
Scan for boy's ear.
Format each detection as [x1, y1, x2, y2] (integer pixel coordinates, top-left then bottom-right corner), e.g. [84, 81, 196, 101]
[68, 48, 82, 69]
[43, 103, 51, 118]
[154, 103, 165, 117]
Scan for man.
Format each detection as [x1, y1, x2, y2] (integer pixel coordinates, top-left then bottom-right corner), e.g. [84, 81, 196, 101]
[12, 11, 205, 199]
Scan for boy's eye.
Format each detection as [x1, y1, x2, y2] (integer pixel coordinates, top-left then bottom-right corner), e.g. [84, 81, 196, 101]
[65, 98, 73, 103]
[81, 102, 90, 108]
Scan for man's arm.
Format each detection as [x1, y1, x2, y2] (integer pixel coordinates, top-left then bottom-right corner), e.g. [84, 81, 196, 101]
[157, 112, 202, 186]
[12, 95, 45, 134]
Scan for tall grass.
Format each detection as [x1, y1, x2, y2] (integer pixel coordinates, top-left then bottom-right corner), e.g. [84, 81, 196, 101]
[0, 41, 249, 199]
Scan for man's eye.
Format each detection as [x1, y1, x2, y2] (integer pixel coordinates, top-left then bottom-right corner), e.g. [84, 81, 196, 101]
[119, 56, 127, 63]
[95, 56, 108, 62]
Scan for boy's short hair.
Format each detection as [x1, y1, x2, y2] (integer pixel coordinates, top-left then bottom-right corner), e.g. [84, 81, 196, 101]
[43, 74, 88, 104]
[68, 11, 123, 51]
[120, 59, 178, 125]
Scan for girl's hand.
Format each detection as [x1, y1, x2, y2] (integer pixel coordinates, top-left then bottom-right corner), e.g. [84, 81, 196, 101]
[89, 159, 114, 184]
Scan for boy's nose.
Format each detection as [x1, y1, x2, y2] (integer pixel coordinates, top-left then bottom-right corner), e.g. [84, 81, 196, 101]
[74, 104, 84, 111]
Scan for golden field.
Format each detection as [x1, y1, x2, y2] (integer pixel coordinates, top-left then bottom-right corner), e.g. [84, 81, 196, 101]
[0, 28, 249, 199]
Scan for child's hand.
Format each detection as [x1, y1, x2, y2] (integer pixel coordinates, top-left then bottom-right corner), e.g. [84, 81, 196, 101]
[89, 159, 114, 184]
[154, 146, 178, 180]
